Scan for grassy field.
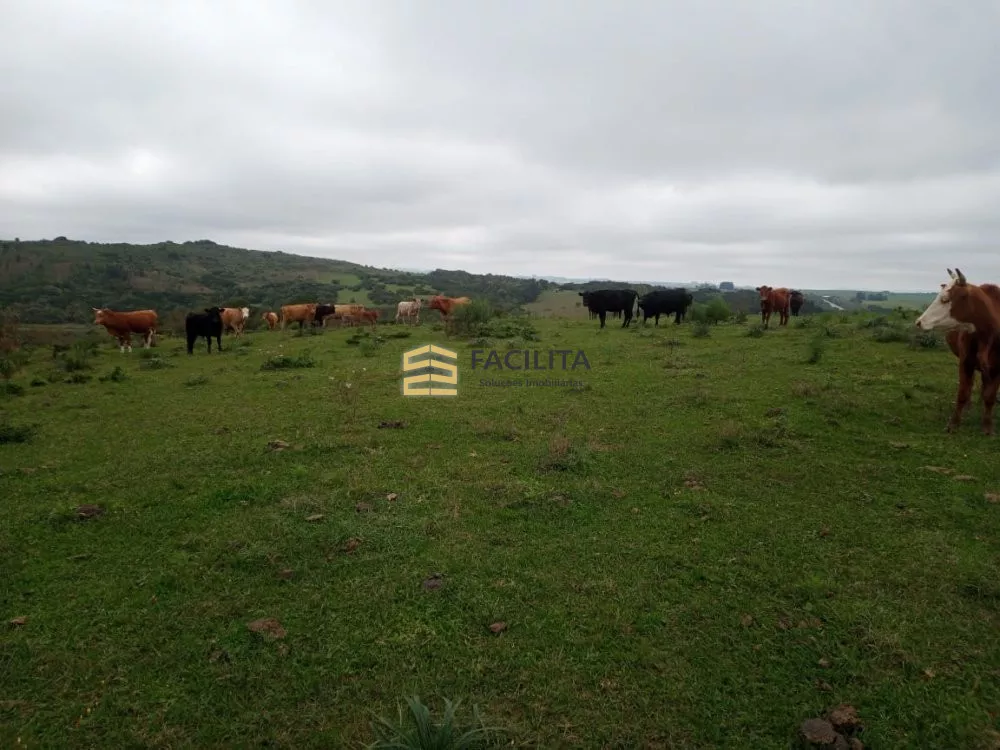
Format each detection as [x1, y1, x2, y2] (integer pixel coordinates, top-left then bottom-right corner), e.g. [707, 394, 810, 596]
[2, 312, 1000, 748]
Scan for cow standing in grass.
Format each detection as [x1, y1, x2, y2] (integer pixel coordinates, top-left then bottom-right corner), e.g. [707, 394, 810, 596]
[280, 303, 318, 330]
[578, 289, 638, 328]
[916, 268, 1000, 435]
[262, 311, 278, 330]
[789, 291, 805, 317]
[637, 288, 693, 326]
[756, 286, 791, 328]
[395, 299, 421, 325]
[92, 307, 158, 353]
[186, 307, 224, 354]
[221, 307, 250, 337]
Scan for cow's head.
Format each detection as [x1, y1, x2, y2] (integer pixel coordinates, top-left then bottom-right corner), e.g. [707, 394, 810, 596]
[240, 306, 250, 319]
[916, 268, 979, 332]
[755, 285, 772, 301]
[92, 307, 109, 324]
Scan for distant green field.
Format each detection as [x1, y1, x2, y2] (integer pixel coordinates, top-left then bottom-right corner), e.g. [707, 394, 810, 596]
[2, 312, 999, 748]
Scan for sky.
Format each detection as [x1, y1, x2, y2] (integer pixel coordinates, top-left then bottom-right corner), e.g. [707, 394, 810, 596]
[1, 1, 998, 291]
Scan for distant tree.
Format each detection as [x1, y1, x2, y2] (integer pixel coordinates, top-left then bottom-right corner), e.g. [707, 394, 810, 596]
[719, 281, 735, 291]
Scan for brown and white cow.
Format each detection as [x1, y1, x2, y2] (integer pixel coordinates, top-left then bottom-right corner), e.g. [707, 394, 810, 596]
[395, 299, 421, 325]
[92, 307, 158, 353]
[280, 303, 318, 330]
[221, 306, 250, 337]
[916, 268, 1000, 435]
[262, 311, 278, 330]
[755, 286, 791, 329]
[428, 295, 471, 318]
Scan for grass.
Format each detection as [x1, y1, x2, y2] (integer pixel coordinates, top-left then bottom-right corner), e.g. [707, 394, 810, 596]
[1, 314, 1000, 748]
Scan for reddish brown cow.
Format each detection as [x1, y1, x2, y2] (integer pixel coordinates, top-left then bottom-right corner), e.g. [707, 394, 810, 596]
[427, 295, 471, 318]
[357, 309, 379, 329]
[916, 268, 1000, 435]
[755, 286, 791, 328]
[280, 303, 318, 330]
[262, 311, 278, 330]
[92, 307, 158, 353]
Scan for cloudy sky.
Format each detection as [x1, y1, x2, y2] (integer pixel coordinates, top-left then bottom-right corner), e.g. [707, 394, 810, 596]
[2, 0, 998, 290]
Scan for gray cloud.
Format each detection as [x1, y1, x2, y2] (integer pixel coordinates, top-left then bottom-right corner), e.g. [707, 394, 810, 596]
[2, 0, 999, 290]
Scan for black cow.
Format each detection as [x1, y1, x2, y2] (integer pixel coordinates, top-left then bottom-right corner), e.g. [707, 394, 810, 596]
[579, 289, 638, 328]
[638, 288, 694, 326]
[790, 290, 805, 317]
[314, 304, 336, 325]
[186, 307, 224, 354]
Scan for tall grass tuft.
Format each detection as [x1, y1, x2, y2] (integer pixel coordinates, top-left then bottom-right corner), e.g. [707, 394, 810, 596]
[368, 696, 500, 749]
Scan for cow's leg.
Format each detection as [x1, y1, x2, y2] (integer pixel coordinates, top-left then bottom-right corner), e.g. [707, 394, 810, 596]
[216, 333, 222, 352]
[981, 373, 998, 436]
[948, 357, 977, 432]
[599, 310, 607, 328]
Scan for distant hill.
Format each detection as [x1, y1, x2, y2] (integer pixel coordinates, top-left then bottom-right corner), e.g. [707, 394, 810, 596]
[0, 237, 554, 325]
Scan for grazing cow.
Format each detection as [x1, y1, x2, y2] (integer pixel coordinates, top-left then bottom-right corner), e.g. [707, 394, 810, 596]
[186, 307, 224, 354]
[395, 299, 421, 325]
[221, 306, 250, 337]
[280, 303, 318, 330]
[789, 290, 805, 317]
[756, 285, 791, 328]
[578, 289, 638, 328]
[92, 307, 158, 353]
[637, 288, 694, 326]
[357, 309, 379, 329]
[427, 295, 471, 318]
[262, 311, 278, 330]
[916, 268, 1000, 435]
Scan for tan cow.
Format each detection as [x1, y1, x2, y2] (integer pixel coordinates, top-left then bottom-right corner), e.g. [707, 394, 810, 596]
[320, 304, 366, 328]
[262, 311, 278, 330]
[280, 303, 318, 330]
[221, 306, 250, 337]
[92, 308, 158, 352]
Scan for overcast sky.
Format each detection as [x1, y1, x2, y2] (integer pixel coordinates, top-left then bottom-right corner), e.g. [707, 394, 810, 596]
[2, 1, 998, 291]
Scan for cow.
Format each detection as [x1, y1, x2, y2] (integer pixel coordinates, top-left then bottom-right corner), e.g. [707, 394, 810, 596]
[395, 299, 421, 325]
[357, 309, 379, 329]
[578, 289, 638, 328]
[637, 288, 694, 326]
[427, 295, 471, 318]
[186, 307, 224, 354]
[221, 306, 250, 337]
[789, 290, 805, 317]
[280, 303, 318, 330]
[92, 307, 158, 353]
[915, 268, 1000, 435]
[756, 285, 791, 328]
[262, 311, 278, 330]
[316, 303, 366, 327]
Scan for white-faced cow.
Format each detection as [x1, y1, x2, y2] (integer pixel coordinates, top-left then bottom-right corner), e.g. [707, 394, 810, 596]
[916, 268, 1000, 435]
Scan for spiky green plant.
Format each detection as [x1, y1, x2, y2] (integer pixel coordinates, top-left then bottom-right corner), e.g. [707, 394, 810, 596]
[367, 696, 499, 750]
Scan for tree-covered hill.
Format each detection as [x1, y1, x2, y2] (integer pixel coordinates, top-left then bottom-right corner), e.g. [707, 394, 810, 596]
[0, 237, 555, 324]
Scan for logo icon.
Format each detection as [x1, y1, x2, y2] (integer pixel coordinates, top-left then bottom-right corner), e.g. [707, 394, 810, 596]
[402, 345, 458, 396]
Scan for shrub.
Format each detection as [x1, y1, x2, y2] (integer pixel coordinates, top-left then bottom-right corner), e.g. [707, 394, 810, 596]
[746, 324, 764, 338]
[4, 382, 25, 396]
[909, 330, 942, 349]
[691, 321, 711, 338]
[872, 325, 909, 343]
[99, 366, 127, 383]
[139, 356, 174, 370]
[705, 296, 731, 325]
[0, 422, 35, 444]
[447, 299, 494, 337]
[806, 333, 826, 364]
[734, 310, 748, 324]
[66, 372, 92, 384]
[261, 352, 316, 370]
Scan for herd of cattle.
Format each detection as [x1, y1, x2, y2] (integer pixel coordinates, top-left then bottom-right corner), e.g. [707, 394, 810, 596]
[90, 294, 473, 354]
[90, 287, 807, 354]
[577, 286, 805, 328]
[89, 269, 1000, 436]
